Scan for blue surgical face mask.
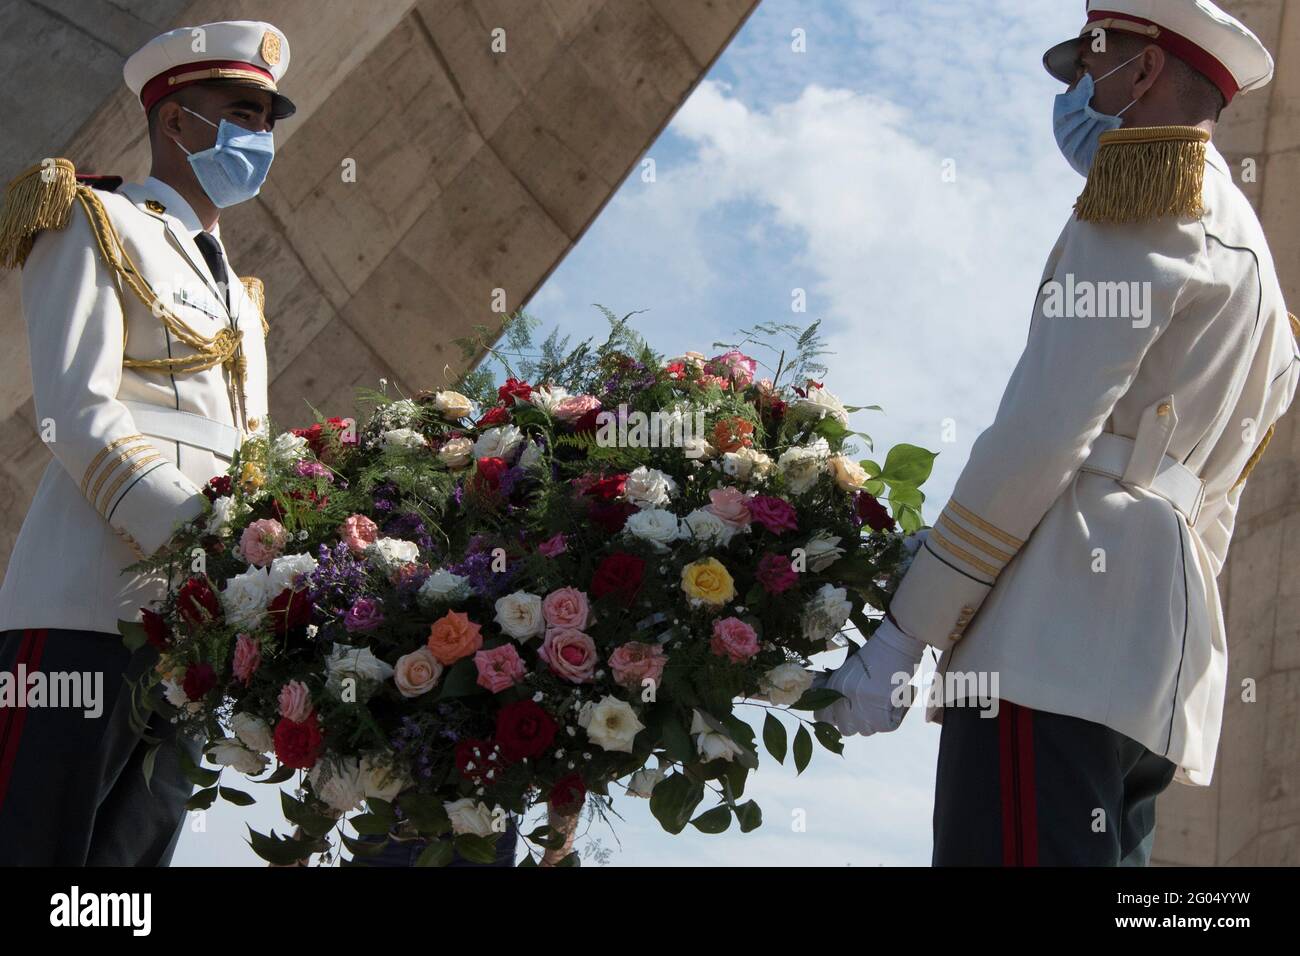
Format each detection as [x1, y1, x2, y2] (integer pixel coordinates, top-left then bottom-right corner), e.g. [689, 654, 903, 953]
[176, 107, 275, 208]
[1053, 52, 1143, 176]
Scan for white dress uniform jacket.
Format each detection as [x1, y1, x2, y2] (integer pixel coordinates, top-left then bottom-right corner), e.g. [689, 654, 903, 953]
[0, 175, 268, 635]
[889, 135, 1300, 787]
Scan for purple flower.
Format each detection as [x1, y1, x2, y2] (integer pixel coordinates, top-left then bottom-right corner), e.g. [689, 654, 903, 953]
[294, 459, 333, 481]
[344, 596, 385, 633]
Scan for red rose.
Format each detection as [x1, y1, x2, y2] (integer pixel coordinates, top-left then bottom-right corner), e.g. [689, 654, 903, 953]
[591, 552, 645, 607]
[476, 405, 510, 428]
[573, 407, 603, 433]
[583, 473, 628, 502]
[495, 700, 558, 763]
[549, 772, 587, 814]
[140, 608, 171, 651]
[267, 588, 312, 636]
[498, 378, 533, 405]
[203, 475, 233, 502]
[181, 662, 216, 701]
[475, 456, 508, 491]
[177, 577, 221, 626]
[274, 713, 323, 769]
[455, 737, 499, 782]
[855, 492, 895, 532]
[588, 500, 636, 534]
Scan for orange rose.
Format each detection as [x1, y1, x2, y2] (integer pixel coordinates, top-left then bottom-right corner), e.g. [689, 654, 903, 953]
[713, 417, 754, 454]
[426, 610, 484, 665]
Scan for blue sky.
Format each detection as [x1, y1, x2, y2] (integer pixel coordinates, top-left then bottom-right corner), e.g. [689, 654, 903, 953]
[175, 0, 1085, 867]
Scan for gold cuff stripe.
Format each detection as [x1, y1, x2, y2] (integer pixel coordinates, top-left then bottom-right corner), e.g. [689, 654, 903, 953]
[98, 454, 163, 516]
[81, 434, 145, 496]
[938, 512, 1015, 565]
[930, 527, 1002, 579]
[88, 442, 153, 508]
[946, 498, 1024, 549]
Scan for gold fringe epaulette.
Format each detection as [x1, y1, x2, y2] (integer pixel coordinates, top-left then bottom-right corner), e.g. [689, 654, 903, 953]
[1075, 126, 1210, 225]
[1230, 312, 1300, 492]
[0, 158, 79, 269]
[241, 276, 270, 335]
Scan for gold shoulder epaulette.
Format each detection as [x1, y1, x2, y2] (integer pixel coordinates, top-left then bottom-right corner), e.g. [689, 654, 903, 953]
[241, 276, 269, 335]
[0, 158, 79, 269]
[1075, 126, 1210, 225]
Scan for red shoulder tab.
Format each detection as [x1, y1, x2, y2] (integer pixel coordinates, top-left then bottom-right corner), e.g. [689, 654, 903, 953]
[75, 173, 123, 192]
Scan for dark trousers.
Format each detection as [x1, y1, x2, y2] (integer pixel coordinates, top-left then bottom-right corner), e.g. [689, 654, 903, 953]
[0, 628, 198, 866]
[932, 698, 1177, 866]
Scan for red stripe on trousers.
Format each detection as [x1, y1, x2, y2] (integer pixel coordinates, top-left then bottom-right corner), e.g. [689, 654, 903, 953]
[0, 629, 48, 813]
[999, 701, 1039, 866]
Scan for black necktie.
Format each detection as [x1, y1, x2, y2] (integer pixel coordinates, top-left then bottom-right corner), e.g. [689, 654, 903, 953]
[193, 231, 229, 313]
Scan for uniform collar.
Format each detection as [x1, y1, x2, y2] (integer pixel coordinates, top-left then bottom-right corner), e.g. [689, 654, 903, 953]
[1204, 139, 1229, 177]
[139, 176, 221, 241]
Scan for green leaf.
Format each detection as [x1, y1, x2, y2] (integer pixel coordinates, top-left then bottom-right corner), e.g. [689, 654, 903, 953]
[650, 773, 705, 835]
[658, 710, 695, 764]
[789, 687, 843, 712]
[141, 741, 161, 792]
[246, 826, 320, 866]
[178, 747, 220, 788]
[735, 800, 763, 833]
[454, 833, 500, 864]
[526, 824, 567, 851]
[400, 793, 451, 837]
[415, 839, 455, 867]
[793, 725, 814, 775]
[186, 786, 218, 811]
[690, 804, 733, 834]
[762, 712, 787, 764]
[349, 813, 393, 837]
[219, 786, 256, 806]
[813, 720, 845, 755]
[118, 618, 149, 652]
[257, 763, 296, 784]
[880, 443, 937, 486]
[435, 658, 482, 701]
[341, 833, 388, 858]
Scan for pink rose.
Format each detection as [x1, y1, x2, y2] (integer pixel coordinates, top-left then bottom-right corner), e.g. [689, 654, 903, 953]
[474, 644, 527, 693]
[232, 633, 261, 685]
[277, 679, 313, 723]
[537, 532, 568, 557]
[705, 486, 752, 529]
[608, 641, 668, 689]
[240, 518, 287, 567]
[710, 616, 760, 663]
[757, 552, 799, 594]
[708, 350, 757, 388]
[393, 647, 444, 698]
[749, 495, 799, 534]
[553, 394, 602, 423]
[539, 627, 597, 684]
[542, 587, 590, 631]
[340, 514, 380, 556]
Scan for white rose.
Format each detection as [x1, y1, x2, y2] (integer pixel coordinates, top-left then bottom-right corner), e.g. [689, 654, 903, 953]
[444, 798, 498, 837]
[518, 439, 543, 470]
[209, 739, 269, 776]
[802, 583, 853, 645]
[271, 431, 310, 465]
[268, 551, 319, 595]
[528, 385, 571, 417]
[473, 424, 525, 461]
[722, 447, 773, 483]
[627, 764, 668, 798]
[760, 663, 816, 707]
[803, 531, 845, 572]
[494, 590, 545, 641]
[624, 466, 678, 509]
[682, 436, 717, 461]
[309, 757, 366, 814]
[432, 390, 473, 420]
[359, 755, 407, 802]
[438, 436, 474, 469]
[366, 537, 420, 574]
[827, 454, 868, 492]
[624, 508, 684, 552]
[682, 508, 734, 548]
[325, 644, 395, 700]
[583, 696, 645, 754]
[205, 495, 237, 536]
[791, 385, 850, 428]
[220, 566, 273, 627]
[689, 710, 745, 763]
[381, 427, 428, 453]
[162, 678, 188, 709]
[418, 568, 470, 606]
[777, 437, 830, 495]
[231, 712, 274, 753]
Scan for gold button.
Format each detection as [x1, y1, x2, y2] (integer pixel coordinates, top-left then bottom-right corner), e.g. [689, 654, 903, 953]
[1157, 401, 1172, 417]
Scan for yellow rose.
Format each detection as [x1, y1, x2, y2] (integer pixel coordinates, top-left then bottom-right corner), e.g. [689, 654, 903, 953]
[681, 558, 736, 606]
[240, 460, 265, 493]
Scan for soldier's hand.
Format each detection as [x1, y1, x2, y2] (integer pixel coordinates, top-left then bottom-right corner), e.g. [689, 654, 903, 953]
[813, 618, 925, 735]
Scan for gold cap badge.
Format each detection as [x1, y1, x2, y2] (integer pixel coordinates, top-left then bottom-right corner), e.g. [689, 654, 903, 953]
[260, 31, 282, 67]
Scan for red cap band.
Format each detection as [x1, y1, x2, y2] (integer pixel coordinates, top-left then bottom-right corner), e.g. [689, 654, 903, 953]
[1087, 10, 1239, 103]
[139, 59, 276, 113]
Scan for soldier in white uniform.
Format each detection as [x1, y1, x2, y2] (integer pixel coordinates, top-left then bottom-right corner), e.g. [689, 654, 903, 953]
[0, 21, 292, 865]
[818, 0, 1299, 865]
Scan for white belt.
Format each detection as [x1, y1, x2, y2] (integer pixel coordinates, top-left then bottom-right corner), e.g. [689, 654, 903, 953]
[121, 400, 241, 460]
[1080, 431, 1206, 524]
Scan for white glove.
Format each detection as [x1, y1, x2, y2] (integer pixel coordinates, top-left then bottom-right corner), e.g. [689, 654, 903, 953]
[813, 618, 926, 736]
